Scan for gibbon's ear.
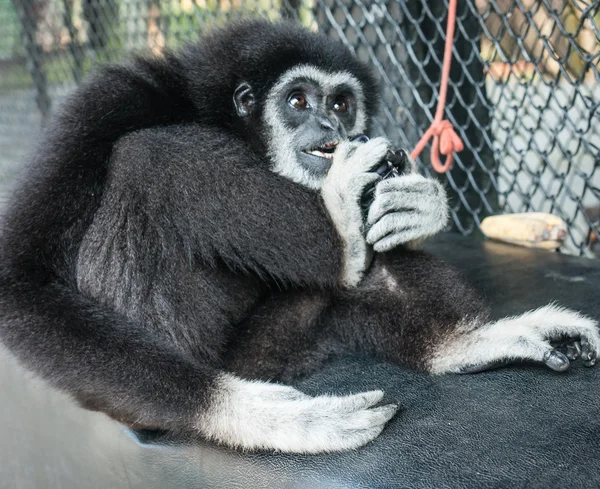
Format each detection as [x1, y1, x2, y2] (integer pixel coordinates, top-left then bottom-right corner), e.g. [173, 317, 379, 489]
[233, 82, 255, 118]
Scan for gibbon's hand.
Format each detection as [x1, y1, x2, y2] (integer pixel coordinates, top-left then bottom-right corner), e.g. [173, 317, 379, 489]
[365, 174, 449, 253]
[320, 137, 391, 287]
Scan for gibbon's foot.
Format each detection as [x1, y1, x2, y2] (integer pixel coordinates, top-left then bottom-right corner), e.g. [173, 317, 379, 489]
[429, 304, 600, 374]
[197, 375, 398, 453]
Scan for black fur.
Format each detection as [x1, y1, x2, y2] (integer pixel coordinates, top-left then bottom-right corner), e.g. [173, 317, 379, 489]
[0, 20, 486, 436]
[225, 252, 490, 381]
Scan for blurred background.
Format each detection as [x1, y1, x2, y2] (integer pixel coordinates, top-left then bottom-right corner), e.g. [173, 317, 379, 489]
[0, 0, 598, 257]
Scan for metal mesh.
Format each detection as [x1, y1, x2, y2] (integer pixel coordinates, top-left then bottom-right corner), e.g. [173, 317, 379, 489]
[1, 0, 599, 256]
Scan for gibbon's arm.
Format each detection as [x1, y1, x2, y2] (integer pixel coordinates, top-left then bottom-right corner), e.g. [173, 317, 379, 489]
[110, 125, 347, 289]
[0, 275, 218, 429]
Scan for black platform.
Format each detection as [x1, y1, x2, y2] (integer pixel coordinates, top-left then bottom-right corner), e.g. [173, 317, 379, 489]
[2, 233, 599, 489]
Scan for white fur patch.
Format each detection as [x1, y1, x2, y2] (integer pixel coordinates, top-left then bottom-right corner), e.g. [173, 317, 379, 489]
[263, 65, 368, 190]
[429, 303, 600, 374]
[365, 174, 449, 252]
[196, 373, 397, 453]
[379, 265, 401, 293]
[320, 138, 390, 287]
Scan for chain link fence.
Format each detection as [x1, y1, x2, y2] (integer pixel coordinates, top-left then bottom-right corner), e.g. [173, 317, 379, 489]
[0, 0, 599, 256]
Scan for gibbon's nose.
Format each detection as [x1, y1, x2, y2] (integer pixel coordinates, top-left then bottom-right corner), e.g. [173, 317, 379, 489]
[318, 115, 339, 132]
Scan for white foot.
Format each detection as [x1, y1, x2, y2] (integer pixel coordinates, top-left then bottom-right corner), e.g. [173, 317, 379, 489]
[430, 303, 600, 374]
[197, 374, 398, 453]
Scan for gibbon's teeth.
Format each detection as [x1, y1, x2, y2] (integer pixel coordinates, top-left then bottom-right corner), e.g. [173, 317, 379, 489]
[304, 141, 339, 159]
[306, 150, 334, 159]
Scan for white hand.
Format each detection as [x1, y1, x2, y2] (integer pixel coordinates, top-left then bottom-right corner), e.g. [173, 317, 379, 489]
[321, 137, 391, 286]
[366, 174, 449, 253]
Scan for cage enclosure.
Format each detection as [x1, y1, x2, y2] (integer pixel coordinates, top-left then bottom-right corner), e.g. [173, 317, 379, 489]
[1, 0, 598, 256]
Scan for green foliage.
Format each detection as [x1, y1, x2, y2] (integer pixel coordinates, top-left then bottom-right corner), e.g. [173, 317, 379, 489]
[0, 0, 24, 59]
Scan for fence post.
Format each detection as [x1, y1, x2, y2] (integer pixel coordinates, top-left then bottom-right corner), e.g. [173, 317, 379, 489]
[82, 0, 119, 51]
[12, 0, 52, 121]
[282, 0, 303, 20]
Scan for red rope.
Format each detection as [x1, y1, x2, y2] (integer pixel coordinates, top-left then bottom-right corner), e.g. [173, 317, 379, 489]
[409, 0, 464, 173]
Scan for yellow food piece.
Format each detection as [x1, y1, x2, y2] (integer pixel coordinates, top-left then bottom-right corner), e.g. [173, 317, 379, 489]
[480, 213, 567, 249]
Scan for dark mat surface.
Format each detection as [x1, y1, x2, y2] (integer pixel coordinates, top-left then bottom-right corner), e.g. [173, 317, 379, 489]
[1, 234, 599, 489]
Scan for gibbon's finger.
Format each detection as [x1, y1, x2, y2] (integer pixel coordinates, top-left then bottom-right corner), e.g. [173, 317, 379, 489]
[368, 192, 448, 235]
[354, 173, 384, 197]
[581, 337, 598, 367]
[335, 137, 390, 176]
[543, 349, 571, 372]
[375, 174, 435, 195]
[310, 390, 386, 413]
[366, 190, 445, 226]
[372, 228, 427, 253]
[343, 404, 399, 430]
[566, 341, 582, 360]
[367, 192, 417, 226]
[338, 404, 398, 443]
[366, 212, 421, 245]
[322, 162, 379, 199]
[552, 339, 581, 360]
[351, 137, 391, 169]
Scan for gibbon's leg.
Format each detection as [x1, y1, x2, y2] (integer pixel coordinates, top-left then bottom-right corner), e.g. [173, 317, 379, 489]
[224, 291, 349, 382]
[326, 250, 600, 374]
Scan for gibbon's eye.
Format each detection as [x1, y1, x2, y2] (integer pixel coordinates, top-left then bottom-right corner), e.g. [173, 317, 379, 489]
[288, 92, 309, 110]
[332, 95, 349, 113]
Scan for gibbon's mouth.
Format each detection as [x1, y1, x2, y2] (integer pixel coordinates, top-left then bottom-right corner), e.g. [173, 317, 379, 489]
[302, 141, 339, 160]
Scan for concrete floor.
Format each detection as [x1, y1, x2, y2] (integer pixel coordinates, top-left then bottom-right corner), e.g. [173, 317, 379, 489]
[0, 344, 147, 489]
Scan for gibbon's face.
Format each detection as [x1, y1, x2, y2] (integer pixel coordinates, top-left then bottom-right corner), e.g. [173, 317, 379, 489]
[262, 65, 368, 190]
